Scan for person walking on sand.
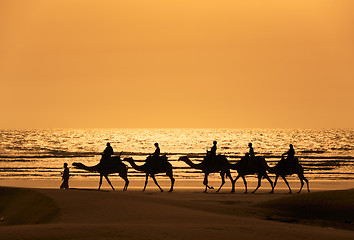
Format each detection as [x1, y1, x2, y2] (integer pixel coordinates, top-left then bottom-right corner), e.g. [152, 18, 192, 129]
[60, 163, 70, 189]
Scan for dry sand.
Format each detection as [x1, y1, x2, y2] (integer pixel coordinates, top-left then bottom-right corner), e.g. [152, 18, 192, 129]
[0, 179, 353, 240]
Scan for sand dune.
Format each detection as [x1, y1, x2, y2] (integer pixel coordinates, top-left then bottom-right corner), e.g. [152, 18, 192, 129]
[0, 187, 59, 225]
[0, 187, 353, 240]
[256, 189, 354, 230]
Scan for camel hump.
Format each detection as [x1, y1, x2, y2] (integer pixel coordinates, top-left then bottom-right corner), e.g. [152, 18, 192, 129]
[277, 156, 300, 171]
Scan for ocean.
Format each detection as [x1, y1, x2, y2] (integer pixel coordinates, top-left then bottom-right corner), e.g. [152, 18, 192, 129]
[0, 129, 353, 181]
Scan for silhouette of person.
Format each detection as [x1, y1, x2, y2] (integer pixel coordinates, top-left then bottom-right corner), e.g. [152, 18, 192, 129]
[60, 163, 69, 189]
[153, 143, 160, 158]
[248, 143, 255, 158]
[282, 144, 296, 167]
[282, 144, 295, 159]
[103, 142, 114, 157]
[210, 141, 217, 157]
[204, 141, 218, 164]
[101, 142, 114, 166]
[147, 143, 160, 164]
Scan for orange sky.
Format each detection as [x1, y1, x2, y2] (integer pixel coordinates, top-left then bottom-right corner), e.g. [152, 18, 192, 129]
[1, 0, 353, 128]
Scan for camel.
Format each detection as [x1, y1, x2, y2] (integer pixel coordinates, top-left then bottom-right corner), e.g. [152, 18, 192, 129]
[268, 157, 310, 193]
[72, 156, 129, 191]
[123, 156, 175, 192]
[178, 155, 235, 193]
[229, 156, 274, 193]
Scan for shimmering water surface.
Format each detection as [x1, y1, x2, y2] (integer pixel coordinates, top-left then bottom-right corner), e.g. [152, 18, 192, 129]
[0, 129, 353, 181]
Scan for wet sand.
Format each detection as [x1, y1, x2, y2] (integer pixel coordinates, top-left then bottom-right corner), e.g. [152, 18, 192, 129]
[1, 178, 353, 191]
[0, 180, 353, 240]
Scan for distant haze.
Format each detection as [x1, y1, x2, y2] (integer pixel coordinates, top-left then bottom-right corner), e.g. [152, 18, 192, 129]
[1, 1, 353, 128]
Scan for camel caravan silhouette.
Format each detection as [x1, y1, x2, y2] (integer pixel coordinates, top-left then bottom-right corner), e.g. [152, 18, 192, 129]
[230, 154, 274, 193]
[71, 142, 310, 193]
[267, 156, 310, 193]
[124, 155, 175, 192]
[178, 155, 235, 193]
[72, 154, 129, 191]
[73, 143, 129, 191]
[123, 142, 175, 192]
[178, 141, 235, 193]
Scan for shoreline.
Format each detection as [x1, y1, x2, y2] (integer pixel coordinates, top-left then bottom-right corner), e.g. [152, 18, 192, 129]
[1, 178, 353, 192]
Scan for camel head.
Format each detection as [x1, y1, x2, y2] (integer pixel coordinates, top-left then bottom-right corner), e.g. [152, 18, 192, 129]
[72, 162, 85, 169]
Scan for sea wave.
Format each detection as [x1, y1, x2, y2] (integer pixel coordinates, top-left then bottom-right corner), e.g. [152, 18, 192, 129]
[1, 153, 353, 160]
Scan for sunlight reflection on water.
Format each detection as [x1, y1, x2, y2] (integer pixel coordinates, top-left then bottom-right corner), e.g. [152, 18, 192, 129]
[0, 129, 353, 180]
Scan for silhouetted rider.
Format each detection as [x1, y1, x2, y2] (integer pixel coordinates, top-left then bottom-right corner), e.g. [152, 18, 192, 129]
[209, 141, 217, 157]
[153, 143, 160, 158]
[103, 142, 114, 157]
[282, 144, 295, 160]
[147, 143, 161, 164]
[248, 143, 255, 158]
[101, 142, 114, 166]
[205, 141, 218, 164]
[281, 144, 296, 168]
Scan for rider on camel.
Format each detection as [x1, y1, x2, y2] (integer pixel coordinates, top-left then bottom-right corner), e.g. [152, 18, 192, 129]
[147, 143, 161, 164]
[281, 144, 297, 168]
[248, 142, 255, 158]
[205, 141, 217, 164]
[100, 142, 114, 167]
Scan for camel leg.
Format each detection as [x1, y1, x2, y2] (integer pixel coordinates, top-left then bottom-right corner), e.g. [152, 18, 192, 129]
[298, 166, 310, 192]
[241, 176, 248, 193]
[166, 170, 175, 192]
[104, 175, 115, 191]
[298, 176, 304, 193]
[234, 175, 240, 192]
[203, 174, 208, 192]
[281, 175, 292, 193]
[203, 174, 213, 192]
[273, 175, 279, 193]
[304, 176, 310, 192]
[252, 174, 262, 193]
[264, 173, 274, 193]
[151, 175, 163, 192]
[143, 174, 149, 191]
[98, 174, 103, 190]
[123, 177, 129, 191]
[234, 175, 240, 183]
[297, 172, 310, 193]
[121, 174, 129, 191]
[216, 172, 225, 192]
[226, 171, 235, 193]
[119, 169, 129, 191]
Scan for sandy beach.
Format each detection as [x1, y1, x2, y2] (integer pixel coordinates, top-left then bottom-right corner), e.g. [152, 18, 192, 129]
[0, 180, 353, 240]
[2, 0, 353, 238]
